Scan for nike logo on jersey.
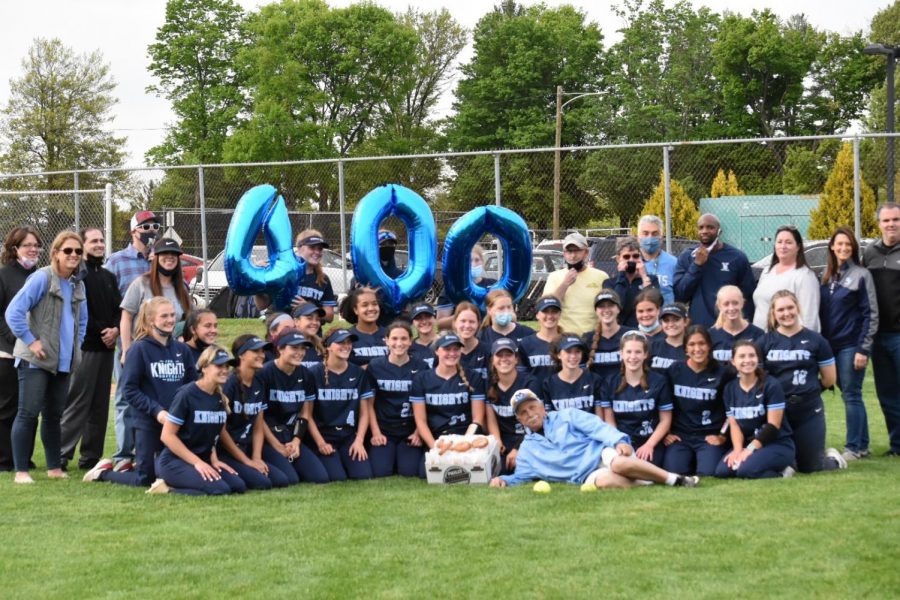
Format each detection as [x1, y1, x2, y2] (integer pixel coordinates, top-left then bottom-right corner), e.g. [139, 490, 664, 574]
[176, 353, 182, 357]
[814, 407, 823, 413]
[707, 377, 716, 382]
[458, 382, 466, 387]
[756, 393, 763, 399]
[583, 384, 590, 390]
[411, 370, 418, 374]
[349, 377, 356, 382]
[254, 390, 260, 395]
[801, 340, 810, 344]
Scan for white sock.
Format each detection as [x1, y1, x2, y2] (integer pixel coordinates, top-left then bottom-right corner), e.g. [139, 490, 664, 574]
[665, 473, 679, 486]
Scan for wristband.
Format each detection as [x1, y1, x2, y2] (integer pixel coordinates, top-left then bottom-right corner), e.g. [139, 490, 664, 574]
[745, 443, 757, 454]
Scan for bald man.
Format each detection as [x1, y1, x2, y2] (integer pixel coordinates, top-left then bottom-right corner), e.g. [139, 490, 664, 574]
[673, 214, 755, 326]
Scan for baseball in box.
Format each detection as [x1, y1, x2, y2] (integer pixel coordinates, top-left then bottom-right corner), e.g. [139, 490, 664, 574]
[424, 434, 502, 485]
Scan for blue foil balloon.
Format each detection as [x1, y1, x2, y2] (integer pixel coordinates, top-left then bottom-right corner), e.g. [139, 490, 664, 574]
[350, 184, 437, 312]
[442, 206, 532, 311]
[224, 184, 305, 310]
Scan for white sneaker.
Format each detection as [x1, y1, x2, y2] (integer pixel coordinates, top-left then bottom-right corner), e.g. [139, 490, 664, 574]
[841, 449, 861, 462]
[82, 459, 113, 482]
[825, 448, 848, 470]
[782, 466, 796, 478]
[146, 478, 170, 495]
[112, 459, 134, 472]
[678, 475, 700, 488]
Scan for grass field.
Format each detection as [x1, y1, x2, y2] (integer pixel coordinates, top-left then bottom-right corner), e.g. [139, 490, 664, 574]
[2, 319, 899, 598]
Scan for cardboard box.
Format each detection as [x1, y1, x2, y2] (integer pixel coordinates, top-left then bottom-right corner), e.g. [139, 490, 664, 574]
[425, 435, 502, 485]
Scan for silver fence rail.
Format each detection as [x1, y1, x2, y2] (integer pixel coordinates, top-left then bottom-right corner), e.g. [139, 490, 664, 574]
[0, 133, 895, 305]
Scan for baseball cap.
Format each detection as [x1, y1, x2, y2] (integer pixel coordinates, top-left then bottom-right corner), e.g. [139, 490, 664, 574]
[660, 304, 688, 320]
[557, 334, 587, 352]
[594, 290, 622, 308]
[236, 336, 272, 356]
[296, 235, 329, 248]
[535, 296, 562, 313]
[152, 237, 183, 256]
[511, 389, 541, 413]
[207, 348, 238, 367]
[275, 329, 312, 348]
[409, 303, 436, 319]
[130, 210, 160, 231]
[292, 303, 326, 319]
[431, 333, 463, 350]
[490, 337, 518, 355]
[378, 230, 398, 245]
[324, 328, 359, 345]
[562, 232, 589, 250]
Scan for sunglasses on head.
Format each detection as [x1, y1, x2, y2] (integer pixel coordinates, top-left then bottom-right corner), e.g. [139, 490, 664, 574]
[136, 222, 161, 232]
[622, 330, 648, 340]
[59, 247, 83, 256]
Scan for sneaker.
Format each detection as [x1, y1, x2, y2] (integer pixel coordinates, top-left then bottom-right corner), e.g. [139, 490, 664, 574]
[82, 459, 113, 482]
[825, 447, 848, 469]
[841, 449, 861, 462]
[676, 475, 700, 487]
[113, 459, 134, 472]
[146, 479, 170, 495]
[884, 450, 900, 457]
[782, 466, 796, 478]
[858, 449, 871, 459]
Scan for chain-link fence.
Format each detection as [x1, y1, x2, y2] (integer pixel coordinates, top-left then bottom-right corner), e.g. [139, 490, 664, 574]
[0, 133, 895, 301]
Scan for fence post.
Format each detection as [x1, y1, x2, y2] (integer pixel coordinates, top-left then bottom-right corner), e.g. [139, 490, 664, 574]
[73, 171, 80, 232]
[853, 136, 862, 241]
[338, 160, 348, 292]
[198, 166, 209, 304]
[494, 154, 501, 206]
[663, 146, 673, 254]
[104, 183, 112, 259]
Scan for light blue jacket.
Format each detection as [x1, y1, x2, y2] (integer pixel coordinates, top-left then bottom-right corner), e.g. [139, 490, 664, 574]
[643, 250, 677, 305]
[499, 408, 630, 486]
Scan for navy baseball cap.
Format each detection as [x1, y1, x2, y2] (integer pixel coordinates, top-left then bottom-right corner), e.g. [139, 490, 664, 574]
[292, 303, 326, 319]
[324, 328, 358, 345]
[296, 235, 329, 248]
[275, 329, 312, 348]
[152, 237, 183, 256]
[236, 336, 272, 356]
[409, 303, 436, 319]
[491, 337, 518, 355]
[594, 290, 622, 308]
[207, 348, 238, 367]
[660, 304, 688, 320]
[511, 389, 542, 413]
[557, 334, 587, 352]
[535, 297, 562, 313]
[432, 333, 463, 350]
[378, 231, 398, 245]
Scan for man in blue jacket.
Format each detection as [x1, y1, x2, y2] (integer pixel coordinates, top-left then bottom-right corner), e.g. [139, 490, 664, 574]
[674, 214, 755, 327]
[489, 390, 699, 489]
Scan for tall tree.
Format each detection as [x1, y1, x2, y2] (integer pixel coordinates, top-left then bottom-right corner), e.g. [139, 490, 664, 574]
[808, 142, 877, 238]
[146, 0, 247, 165]
[639, 173, 699, 239]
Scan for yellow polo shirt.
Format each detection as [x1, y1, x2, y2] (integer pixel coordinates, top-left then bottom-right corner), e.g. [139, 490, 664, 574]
[543, 267, 609, 335]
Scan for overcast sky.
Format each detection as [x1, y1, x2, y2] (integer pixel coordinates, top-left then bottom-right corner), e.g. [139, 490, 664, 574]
[0, 0, 889, 167]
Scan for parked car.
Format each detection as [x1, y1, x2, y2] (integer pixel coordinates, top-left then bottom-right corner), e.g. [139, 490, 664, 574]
[750, 239, 875, 281]
[180, 253, 204, 284]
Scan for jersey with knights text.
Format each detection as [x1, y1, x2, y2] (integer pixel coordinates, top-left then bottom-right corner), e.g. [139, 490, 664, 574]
[761, 328, 834, 398]
[410, 367, 486, 436]
[667, 360, 729, 437]
[349, 325, 388, 367]
[306, 362, 375, 439]
[367, 355, 428, 438]
[599, 371, 673, 441]
[541, 369, 602, 414]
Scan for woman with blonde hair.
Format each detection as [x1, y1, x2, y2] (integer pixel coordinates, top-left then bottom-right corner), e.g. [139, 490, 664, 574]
[710, 285, 764, 363]
[293, 229, 337, 323]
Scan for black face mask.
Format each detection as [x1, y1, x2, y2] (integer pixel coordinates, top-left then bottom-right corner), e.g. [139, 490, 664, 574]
[153, 325, 172, 339]
[138, 232, 156, 248]
[626, 261, 637, 274]
[567, 260, 584, 272]
[157, 263, 178, 277]
[379, 246, 396, 262]
[194, 338, 209, 350]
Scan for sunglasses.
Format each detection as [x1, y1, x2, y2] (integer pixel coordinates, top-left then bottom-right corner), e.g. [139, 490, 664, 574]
[621, 253, 641, 260]
[136, 223, 161, 232]
[59, 247, 83, 256]
[621, 330, 648, 340]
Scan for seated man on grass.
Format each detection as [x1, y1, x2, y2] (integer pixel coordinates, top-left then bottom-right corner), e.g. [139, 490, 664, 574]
[489, 389, 699, 490]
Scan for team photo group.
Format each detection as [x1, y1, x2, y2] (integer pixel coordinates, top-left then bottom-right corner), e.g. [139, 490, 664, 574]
[2, 200, 900, 495]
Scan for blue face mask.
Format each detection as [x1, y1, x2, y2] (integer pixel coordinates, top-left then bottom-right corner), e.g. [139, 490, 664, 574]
[638, 321, 659, 334]
[495, 312, 513, 328]
[471, 265, 484, 279]
[640, 237, 661, 255]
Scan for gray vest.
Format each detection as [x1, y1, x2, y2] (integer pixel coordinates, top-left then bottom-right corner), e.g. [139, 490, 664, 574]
[13, 266, 85, 374]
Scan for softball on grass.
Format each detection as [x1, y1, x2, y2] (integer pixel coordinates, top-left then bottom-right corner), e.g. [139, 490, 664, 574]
[532, 480, 551, 493]
[580, 481, 597, 493]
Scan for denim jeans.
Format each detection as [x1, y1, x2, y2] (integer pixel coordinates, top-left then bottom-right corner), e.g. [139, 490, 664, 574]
[11, 365, 70, 471]
[834, 346, 870, 453]
[111, 346, 134, 462]
[871, 332, 900, 453]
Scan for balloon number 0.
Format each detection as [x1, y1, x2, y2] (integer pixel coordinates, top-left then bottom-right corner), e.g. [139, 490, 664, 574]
[225, 184, 533, 313]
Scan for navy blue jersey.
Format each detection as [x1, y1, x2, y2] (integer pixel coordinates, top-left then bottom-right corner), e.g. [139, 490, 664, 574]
[257, 360, 314, 430]
[367, 356, 427, 437]
[650, 339, 686, 374]
[221, 372, 266, 449]
[761, 329, 835, 397]
[301, 345, 323, 370]
[185, 343, 204, 373]
[722, 376, 792, 441]
[710, 323, 765, 362]
[517, 334, 556, 383]
[667, 361, 728, 437]
[297, 271, 337, 308]
[165, 382, 227, 459]
[486, 372, 542, 438]
[459, 341, 490, 379]
[410, 368, 486, 435]
[307, 362, 374, 435]
[585, 327, 635, 382]
[479, 323, 535, 347]
[599, 371, 673, 441]
[409, 341, 435, 368]
[349, 325, 388, 367]
[120, 336, 197, 431]
[541, 369, 602, 413]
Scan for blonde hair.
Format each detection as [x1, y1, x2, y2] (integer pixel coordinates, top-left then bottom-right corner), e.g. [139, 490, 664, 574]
[481, 289, 513, 330]
[50, 231, 83, 274]
[767, 289, 801, 331]
[134, 297, 175, 341]
[295, 228, 327, 286]
[195, 345, 231, 414]
[453, 301, 482, 335]
[713, 285, 747, 329]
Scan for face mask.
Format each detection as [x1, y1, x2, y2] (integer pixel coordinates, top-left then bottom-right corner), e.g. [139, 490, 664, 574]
[638, 321, 659, 334]
[138, 231, 157, 248]
[153, 325, 172, 339]
[194, 338, 209, 350]
[17, 257, 37, 270]
[495, 312, 513, 327]
[625, 261, 637, 274]
[379, 246, 395, 262]
[157, 264, 178, 277]
[567, 260, 584, 272]
[640, 237, 660, 255]
[471, 265, 484, 279]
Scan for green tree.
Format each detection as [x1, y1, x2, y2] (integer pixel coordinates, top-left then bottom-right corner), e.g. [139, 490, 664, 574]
[781, 141, 840, 194]
[146, 0, 247, 165]
[710, 169, 743, 197]
[808, 142, 877, 238]
[639, 172, 699, 239]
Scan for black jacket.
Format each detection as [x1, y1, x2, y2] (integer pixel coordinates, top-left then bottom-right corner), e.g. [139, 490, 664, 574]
[0, 261, 37, 354]
[863, 239, 900, 334]
[80, 257, 122, 353]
